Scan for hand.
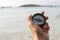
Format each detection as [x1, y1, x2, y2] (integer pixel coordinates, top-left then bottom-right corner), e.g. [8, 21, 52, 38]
[27, 11, 50, 40]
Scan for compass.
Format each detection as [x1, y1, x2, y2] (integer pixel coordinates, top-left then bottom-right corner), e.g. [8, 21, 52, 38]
[32, 13, 46, 26]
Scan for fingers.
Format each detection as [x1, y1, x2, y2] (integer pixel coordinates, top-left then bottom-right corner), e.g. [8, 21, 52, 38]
[27, 14, 43, 32]
[27, 14, 32, 22]
[40, 11, 49, 33]
[27, 13, 50, 35]
[27, 14, 33, 25]
[40, 11, 45, 15]
[27, 14, 34, 32]
[40, 11, 48, 20]
[45, 16, 48, 20]
[42, 22, 50, 33]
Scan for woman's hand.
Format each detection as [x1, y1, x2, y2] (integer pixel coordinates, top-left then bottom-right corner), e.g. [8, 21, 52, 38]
[27, 11, 50, 40]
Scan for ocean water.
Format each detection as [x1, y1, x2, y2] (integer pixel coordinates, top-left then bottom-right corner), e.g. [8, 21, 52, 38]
[0, 7, 60, 40]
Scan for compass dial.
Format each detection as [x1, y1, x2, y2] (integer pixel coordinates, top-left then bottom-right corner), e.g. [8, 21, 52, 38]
[32, 13, 46, 26]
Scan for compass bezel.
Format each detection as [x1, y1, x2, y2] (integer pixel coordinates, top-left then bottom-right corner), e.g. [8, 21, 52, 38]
[32, 13, 46, 26]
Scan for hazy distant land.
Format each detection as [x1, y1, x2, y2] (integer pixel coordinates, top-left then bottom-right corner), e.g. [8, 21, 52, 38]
[20, 4, 60, 7]
[0, 4, 60, 9]
[0, 7, 12, 9]
[20, 4, 42, 7]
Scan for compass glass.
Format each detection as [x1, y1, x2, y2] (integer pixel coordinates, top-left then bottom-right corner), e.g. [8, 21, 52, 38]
[32, 13, 46, 26]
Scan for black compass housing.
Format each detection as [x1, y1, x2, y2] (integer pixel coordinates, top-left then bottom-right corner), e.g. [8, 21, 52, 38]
[32, 13, 46, 26]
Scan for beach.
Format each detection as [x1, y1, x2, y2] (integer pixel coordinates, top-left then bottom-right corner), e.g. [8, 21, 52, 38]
[0, 7, 60, 40]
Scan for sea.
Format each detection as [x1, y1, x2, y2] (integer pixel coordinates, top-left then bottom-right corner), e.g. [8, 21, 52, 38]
[0, 7, 60, 40]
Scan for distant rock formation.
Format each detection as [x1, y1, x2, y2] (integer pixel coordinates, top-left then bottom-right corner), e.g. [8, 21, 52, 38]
[20, 4, 42, 7]
[20, 4, 60, 7]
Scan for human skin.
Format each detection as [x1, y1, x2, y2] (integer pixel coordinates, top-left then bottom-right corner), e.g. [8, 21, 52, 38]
[27, 11, 50, 40]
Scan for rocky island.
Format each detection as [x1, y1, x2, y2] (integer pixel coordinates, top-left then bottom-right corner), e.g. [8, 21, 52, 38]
[20, 4, 59, 7]
[20, 4, 42, 7]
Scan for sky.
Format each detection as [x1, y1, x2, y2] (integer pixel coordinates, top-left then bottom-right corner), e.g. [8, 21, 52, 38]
[0, 0, 60, 7]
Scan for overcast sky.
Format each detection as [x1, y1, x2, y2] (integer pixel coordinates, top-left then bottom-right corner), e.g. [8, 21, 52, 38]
[0, 0, 60, 7]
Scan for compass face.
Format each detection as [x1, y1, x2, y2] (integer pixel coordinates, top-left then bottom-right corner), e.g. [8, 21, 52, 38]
[32, 13, 46, 26]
